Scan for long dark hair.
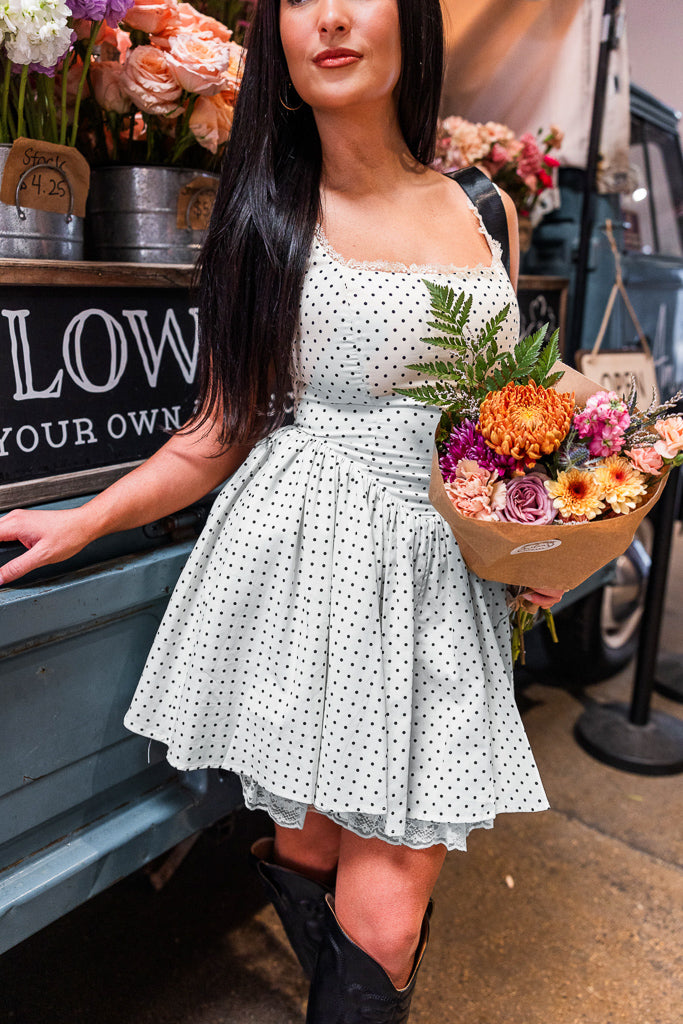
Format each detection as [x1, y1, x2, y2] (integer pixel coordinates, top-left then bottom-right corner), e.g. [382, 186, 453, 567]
[193, 0, 444, 446]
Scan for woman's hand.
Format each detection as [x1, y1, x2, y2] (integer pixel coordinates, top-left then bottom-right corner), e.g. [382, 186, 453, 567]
[519, 586, 565, 610]
[0, 506, 96, 585]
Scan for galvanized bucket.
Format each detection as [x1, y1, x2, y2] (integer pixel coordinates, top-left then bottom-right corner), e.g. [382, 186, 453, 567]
[87, 165, 219, 264]
[0, 144, 84, 260]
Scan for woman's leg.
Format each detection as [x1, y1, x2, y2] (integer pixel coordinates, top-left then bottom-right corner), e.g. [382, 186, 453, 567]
[273, 809, 342, 885]
[334, 830, 446, 988]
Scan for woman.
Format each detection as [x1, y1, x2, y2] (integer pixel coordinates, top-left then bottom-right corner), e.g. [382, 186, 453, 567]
[0, 1, 562, 1020]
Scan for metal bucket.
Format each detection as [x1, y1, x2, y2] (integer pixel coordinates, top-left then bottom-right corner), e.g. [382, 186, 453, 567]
[0, 144, 84, 260]
[87, 165, 219, 264]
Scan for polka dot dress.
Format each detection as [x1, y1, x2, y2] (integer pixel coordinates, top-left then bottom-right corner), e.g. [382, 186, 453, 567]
[123, 197, 549, 851]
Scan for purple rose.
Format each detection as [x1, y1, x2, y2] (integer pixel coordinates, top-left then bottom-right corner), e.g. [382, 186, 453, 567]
[500, 473, 556, 524]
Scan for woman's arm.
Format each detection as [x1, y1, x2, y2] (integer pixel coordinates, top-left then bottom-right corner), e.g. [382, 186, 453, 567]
[0, 421, 253, 585]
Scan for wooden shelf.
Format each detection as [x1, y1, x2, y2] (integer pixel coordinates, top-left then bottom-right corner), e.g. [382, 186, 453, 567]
[0, 259, 194, 288]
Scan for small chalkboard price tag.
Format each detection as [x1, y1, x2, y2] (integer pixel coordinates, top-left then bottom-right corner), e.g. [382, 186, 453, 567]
[176, 175, 218, 231]
[0, 138, 90, 218]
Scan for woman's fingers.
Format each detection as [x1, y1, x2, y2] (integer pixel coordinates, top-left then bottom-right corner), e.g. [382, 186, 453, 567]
[0, 545, 49, 586]
[0, 509, 90, 585]
[520, 587, 565, 610]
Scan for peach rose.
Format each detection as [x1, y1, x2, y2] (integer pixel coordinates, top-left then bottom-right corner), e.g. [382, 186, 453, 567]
[120, 45, 183, 117]
[90, 62, 133, 114]
[155, 2, 233, 43]
[164, 33, 240, 96]
[653, 416, 683, 459]
[625, 446, 664, 477]
[98, 26, 132, 63]
[189, 91, 234, 153]
[124, 0, 180, 35]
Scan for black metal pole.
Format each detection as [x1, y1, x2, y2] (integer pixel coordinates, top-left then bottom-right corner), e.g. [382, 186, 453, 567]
[575, 467, 683, 774]
[567, 0, 623, 365]
[630, 467, 681, 723]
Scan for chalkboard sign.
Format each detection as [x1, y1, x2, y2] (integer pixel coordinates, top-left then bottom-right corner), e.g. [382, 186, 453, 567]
[0, 262, 197, 509]
[517, 275, 569, 349]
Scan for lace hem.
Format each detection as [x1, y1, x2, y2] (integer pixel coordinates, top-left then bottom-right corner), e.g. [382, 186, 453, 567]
[239, 774, 494, 852]
[313, 195, 502, 277]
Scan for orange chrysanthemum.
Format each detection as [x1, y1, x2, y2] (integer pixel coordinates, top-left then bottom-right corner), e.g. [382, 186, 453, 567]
[545, 468, 605, 521]
[479, 380, 574, 467]
[593, 455, 648, 514]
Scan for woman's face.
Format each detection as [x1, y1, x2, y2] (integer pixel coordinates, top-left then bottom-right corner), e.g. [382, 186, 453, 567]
[279, 0, 402, 114]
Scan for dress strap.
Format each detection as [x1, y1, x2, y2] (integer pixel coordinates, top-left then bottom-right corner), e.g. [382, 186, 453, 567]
[446, 167, 511, 280]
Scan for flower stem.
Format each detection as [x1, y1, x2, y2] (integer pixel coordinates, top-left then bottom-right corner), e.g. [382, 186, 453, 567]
[1, 57, 12, 143]
[69, 20, 101, 148]
[16, 65, 29, 140]
[59, 51, 73, 146]
[45, 78, 59, 145]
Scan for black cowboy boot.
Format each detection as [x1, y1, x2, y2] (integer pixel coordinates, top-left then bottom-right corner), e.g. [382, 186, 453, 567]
[305, 894, 432, 1023]
[250, 837, 333, 979]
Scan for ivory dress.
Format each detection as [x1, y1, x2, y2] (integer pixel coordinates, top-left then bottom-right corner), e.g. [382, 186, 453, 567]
[123, 199, 549, 851]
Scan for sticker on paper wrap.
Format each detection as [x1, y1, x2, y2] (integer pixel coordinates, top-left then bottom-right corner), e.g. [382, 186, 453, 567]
[510, 539, 562, 555]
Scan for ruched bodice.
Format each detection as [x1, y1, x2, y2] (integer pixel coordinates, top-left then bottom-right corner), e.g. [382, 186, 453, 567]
[291, 226, 519, 504]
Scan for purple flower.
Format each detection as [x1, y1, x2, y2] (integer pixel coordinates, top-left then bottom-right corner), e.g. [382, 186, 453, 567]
[439, 419, 515, 481]
[500, 473, 556, 524]
[67, 0, 134, 27]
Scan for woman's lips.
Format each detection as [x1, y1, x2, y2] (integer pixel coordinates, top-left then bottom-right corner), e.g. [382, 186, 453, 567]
[313, 49, 362, 68]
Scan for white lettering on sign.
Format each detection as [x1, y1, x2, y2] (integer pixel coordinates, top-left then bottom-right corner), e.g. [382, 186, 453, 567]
[2, 307, 198, 400]
[510, 540, 562, 555]
[0, 427, 12, 456]
[41, 420, 70, 449]
[16, 425, 39, 453]
[73, 418, 97, 445]
[127, 408, 159, 436]
[162, 405, 182, 431]
[63, 310, 128, 394]
[2, 309, 64, 399]
[107, 414, 127, 439]
[122, 307, 199, 386]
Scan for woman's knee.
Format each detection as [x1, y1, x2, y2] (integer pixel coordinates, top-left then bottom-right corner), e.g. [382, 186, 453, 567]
[273, 811, 341, 882]
[339, 897, 426, 970]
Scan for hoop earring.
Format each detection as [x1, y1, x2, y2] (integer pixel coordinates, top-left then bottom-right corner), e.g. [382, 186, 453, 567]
[280, 80, 303, 112]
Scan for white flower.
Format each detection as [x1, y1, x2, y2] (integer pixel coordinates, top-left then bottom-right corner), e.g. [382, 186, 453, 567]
[2, 0, 73, 70]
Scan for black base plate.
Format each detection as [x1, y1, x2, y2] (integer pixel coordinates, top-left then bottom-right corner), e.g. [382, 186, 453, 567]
[654, 653, 683, 703]
[574, 701, 683, 775]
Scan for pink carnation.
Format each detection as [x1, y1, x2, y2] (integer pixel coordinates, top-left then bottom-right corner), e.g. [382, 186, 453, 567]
[625, 446, 664, 477]
[445, 459, 506, 521]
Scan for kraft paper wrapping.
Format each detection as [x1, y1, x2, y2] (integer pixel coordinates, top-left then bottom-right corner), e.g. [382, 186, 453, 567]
[428, 362, 670, 591]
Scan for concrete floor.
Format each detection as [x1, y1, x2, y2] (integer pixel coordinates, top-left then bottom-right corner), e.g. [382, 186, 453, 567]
[2, 535, 682, 1024]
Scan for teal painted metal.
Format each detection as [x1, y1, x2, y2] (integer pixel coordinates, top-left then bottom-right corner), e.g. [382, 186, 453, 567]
[0, 506, 242, 955]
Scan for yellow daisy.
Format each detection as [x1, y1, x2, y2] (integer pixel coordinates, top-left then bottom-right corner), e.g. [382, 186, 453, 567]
[593, 455, 648, 515]
[545, 468, 605, 521]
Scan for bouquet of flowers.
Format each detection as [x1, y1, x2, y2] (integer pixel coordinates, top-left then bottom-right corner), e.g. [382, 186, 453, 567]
[396, 284, 682, 661]
[432, 117, 562, 225]
[0, 0, 249, 166]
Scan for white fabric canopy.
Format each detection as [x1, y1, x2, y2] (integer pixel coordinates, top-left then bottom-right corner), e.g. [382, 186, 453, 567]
[441, 0, 631, 189]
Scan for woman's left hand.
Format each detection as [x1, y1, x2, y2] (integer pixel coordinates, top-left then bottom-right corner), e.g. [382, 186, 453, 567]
[519, 586, 565, 610]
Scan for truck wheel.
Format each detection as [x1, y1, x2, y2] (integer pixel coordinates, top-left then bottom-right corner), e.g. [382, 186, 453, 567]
[547, 520, 653, 683]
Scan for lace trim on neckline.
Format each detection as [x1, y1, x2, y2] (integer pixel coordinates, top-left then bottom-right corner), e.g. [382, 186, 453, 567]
[313, 195, 503, 276]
